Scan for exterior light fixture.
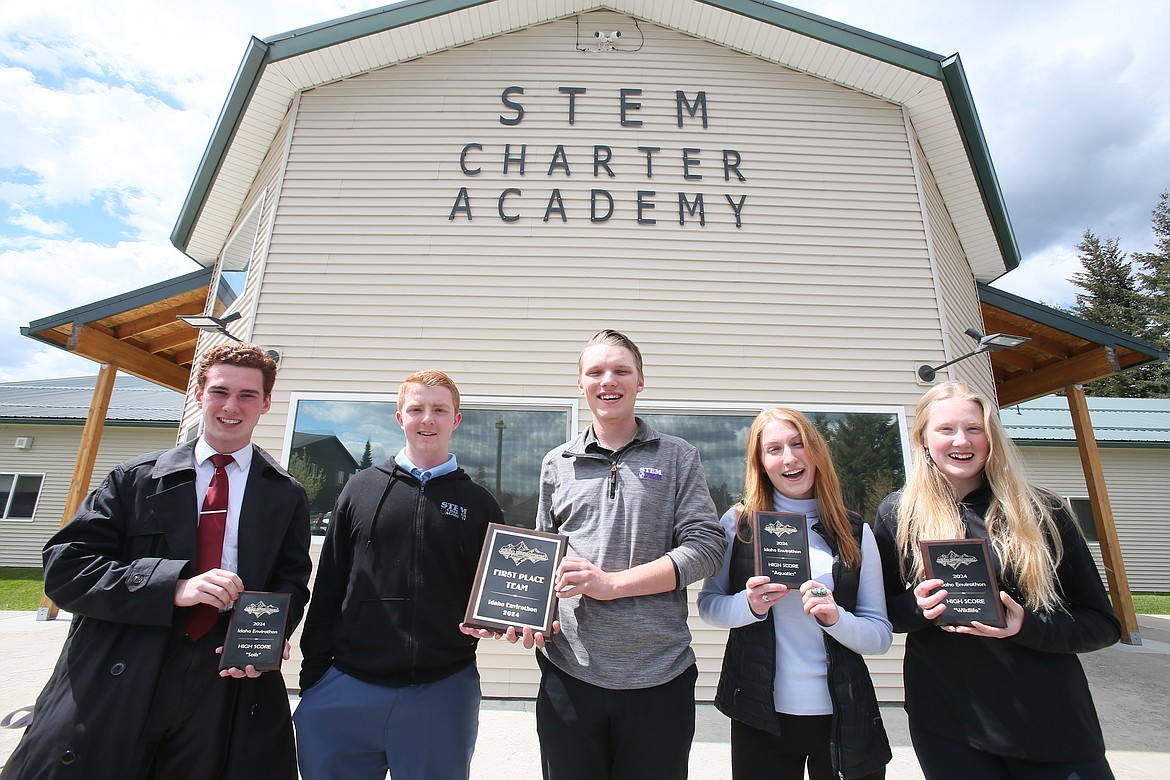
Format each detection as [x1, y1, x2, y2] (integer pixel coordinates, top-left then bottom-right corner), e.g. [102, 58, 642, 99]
[917, 327, 1030, 382]
[177, 311, 243, 342]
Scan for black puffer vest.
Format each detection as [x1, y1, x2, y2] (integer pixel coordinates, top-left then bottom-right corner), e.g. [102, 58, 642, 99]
[714, 512, 892, 779]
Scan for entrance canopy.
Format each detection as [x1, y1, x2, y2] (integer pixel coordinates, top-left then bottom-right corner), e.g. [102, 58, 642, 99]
[979, 284, 1165, 406]
[21, 268, 235, 394]
[23, 273, 1165, 400]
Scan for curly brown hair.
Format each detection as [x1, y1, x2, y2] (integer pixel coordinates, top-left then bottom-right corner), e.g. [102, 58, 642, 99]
[194, 343, 278, 397]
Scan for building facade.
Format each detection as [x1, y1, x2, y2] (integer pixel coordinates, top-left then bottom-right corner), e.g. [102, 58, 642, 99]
[0, 376, 182, 567]
[165, 0, 1025, 700]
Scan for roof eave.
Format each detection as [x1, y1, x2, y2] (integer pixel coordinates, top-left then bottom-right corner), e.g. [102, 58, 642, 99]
[170, 37, 270, 258]
[171, 0, 1020, 276]
[980, 283, 1169, 361]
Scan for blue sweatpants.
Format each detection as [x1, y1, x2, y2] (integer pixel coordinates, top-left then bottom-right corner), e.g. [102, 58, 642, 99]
[293, 664, 481, 780]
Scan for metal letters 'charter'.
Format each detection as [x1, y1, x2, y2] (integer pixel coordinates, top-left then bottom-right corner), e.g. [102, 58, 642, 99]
[752, 511, 810, 586]
[920, 538, 1006, 627]
[464, 524, 566, 635]
[218, 591, 292, 671]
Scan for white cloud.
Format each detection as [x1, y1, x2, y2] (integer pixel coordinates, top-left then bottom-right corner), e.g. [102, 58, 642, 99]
[8, 208, 69, 237]
[989, 245, 1086, 310]
[0, 235, 196, 381]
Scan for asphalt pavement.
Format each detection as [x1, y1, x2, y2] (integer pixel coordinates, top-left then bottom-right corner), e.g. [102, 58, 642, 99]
[2, 611, 1167, 778]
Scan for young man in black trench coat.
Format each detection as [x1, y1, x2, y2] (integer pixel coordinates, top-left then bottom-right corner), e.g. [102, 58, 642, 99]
[1, 343, 312, 780]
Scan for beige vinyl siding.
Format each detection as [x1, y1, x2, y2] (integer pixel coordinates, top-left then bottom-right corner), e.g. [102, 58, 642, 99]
[247, 12, 943, 449]
[0, 423, 178, 567]
[238, 13, 978, 700]
[180, 109, 298, 435]
[910, 128, 993, 398]
[1017, 445, 1170, 592]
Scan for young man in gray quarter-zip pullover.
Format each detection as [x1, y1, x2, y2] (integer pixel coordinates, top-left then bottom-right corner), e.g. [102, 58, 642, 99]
[531, 329, 725, 780]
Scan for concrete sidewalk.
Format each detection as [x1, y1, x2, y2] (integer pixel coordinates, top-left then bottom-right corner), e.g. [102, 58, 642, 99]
[2, 611, 1168, 778]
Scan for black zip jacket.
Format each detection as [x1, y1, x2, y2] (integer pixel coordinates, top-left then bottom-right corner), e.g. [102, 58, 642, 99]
[873, 486, 1120, 761]
[299, 461, 503, 690]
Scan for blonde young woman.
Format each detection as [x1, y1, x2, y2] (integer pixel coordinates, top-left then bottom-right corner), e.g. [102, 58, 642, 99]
[698, 408, 892, 780]
[873, 381, 1120, 780]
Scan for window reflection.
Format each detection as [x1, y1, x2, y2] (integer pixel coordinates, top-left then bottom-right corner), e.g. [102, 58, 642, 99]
[644, 411, 905, 521]
[288, 398, 572, 533]
[455, 409, 572, 529]
[288, 398, 904, 535]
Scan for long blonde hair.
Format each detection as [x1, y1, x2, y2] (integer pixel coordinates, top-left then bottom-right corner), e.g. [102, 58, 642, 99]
[896, 381, 1063, 611]
[737, 408, 861, 569]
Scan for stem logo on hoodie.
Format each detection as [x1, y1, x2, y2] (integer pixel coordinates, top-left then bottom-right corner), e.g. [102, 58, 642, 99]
[441, 501, 468, 521]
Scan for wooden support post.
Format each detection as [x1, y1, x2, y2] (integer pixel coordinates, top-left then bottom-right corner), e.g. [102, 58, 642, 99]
[1065, 384, 1141, 645]
[37, 364, 118, 621]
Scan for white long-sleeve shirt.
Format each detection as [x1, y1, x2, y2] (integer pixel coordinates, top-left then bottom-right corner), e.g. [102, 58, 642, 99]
[697, 492, 891, 715]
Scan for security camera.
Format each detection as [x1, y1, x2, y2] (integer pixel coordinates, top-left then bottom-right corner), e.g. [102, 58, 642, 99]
[609, 31, 621, 40]
[594, 30, 622, 44]
[595, 30, 605, 40]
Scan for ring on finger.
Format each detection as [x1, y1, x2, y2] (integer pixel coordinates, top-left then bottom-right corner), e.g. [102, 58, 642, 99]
[810, 587, 829, 597]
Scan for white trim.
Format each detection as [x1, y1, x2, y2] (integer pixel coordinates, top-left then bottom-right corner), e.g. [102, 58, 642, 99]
[904, 104, 952, 375]
[637, 400, 912, 479]
[281, 392, 580, 465]
[0, 471, 47, 522]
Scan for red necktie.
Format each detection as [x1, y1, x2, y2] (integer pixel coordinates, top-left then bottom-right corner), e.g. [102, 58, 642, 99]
[187, 453, 234, 640]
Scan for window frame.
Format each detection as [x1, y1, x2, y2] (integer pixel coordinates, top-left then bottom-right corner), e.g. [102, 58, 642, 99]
[636, 400, 911, 520]
[282, 392, 580, 539]
[213, 190, 266, 313]
[0, 471, 46, 521]
[636, 399, 911, 475]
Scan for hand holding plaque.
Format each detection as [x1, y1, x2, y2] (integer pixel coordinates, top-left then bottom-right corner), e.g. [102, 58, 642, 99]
[218, 591, 292, 671]
[752, 511, 810, 586]
[464, 524, 566, 635]
[919, 538, 1006, 627]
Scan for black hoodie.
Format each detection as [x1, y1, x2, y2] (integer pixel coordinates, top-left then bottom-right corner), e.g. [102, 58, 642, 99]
[299, 461, 503, 690]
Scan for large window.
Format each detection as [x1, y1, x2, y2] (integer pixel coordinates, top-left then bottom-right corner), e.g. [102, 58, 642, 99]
[1, 473, 45, 520]
[285, 396, 907, 534]
[643, 407, 907, 521]
[285, 396, 576, 532]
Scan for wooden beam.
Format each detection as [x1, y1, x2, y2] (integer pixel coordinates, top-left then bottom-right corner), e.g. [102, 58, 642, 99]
[996, 348, 1116, 406]
[1065, 384, 1141, 645]
[38, 364, 118, 621]
[144, 327, 199, 354]
[989, 348, 1037, 371]
[68, 322, 191, 392]
[113, 300, 202, 339]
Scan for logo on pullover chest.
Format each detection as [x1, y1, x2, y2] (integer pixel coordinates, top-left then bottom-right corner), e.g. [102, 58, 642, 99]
[441, 501, 468, 520]
[638, 466, 664, 481]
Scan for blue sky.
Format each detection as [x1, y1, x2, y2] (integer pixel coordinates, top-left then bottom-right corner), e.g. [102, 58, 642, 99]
[2, 0, 1168, 381]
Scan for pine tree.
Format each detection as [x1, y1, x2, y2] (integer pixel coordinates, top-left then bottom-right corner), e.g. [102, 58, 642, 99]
[1069, 230, 1149, 397]
[824, 413, 905, 521]
[360, 439, 374, 469]
[1131, 191, 1170, 396]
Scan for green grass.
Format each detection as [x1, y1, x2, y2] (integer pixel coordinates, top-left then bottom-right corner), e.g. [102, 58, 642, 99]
[1130, 593, 1170, 615]
[0, 567, 45, 611]
[2, 567, 1165, 614]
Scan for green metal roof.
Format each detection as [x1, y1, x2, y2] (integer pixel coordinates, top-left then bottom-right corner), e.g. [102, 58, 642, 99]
[0, 375, 183, 426]
[21, 267, 227, 342]
[1001, 396, 1170, 446]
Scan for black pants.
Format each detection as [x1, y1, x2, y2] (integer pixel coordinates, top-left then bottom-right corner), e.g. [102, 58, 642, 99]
[909, 720, 1115, 780]
[536, 653, 697, 780]
[731, 714, 885, 780]
[137, 616, 236, 780]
